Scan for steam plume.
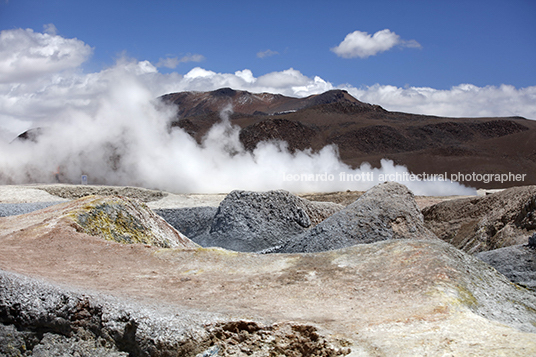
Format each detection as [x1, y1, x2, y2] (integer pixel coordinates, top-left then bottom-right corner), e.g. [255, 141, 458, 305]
[0, 65, 475, 195]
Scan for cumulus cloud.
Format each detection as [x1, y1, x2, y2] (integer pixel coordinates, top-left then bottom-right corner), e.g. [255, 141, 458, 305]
[156, 53, 205, 69]
[257, 49, 279, 58]
[0, 27, 533, 195]
[0, 27, 92, 83]
[178, 67, 334, 97]
[331, 29, 421, 59]
[348, 83, 536, 118]
[0, 61, 474, 195]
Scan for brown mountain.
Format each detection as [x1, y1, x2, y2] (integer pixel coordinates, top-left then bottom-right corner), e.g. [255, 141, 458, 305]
[161, 87, 379, 117]
[163, 88, 536, 189]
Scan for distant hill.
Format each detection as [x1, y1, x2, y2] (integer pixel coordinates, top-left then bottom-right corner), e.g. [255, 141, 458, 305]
[162, 88, 536, 189]
[160, 87, 380, 117]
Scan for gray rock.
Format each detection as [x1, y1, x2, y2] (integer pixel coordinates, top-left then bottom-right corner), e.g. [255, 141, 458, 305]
[423, 185, 536, 253]
[476, 243, 536, 290]
[0, 201, 64, 217]
[279, 182, 438, 253]
[31, 333, 128, 357]
[0, 269, 350, 357]
[529, 232, 536, 248]
[196, 190, 343, 252]
[0, 269, 218, 357]
[0, 323, 38, 356]
[37, 184, 167, 202]
[155, 207, 217, 241]
[66, 196, 198, 249]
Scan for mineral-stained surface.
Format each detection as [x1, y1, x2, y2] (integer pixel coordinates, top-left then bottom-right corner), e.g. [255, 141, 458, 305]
[0, 195, 198, 249]
[1, 185, 536, 356]
[423, 185, 536, 253]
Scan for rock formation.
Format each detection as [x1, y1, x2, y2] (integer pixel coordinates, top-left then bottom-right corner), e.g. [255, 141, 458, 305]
[423, 185, 536, 254]
[193, 190, 343, 252]
[2, 184, 536, 355]
[0, 270, 350, 357]
[279, 182, 438, 253]
[476, 237, 536, 290]
[0, 195, 198, 249]
[155, 206, 218, 239]
[1, 238, 536, 356]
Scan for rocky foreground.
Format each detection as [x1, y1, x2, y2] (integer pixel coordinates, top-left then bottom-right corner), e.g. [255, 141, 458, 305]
[0, 183, 535, 356]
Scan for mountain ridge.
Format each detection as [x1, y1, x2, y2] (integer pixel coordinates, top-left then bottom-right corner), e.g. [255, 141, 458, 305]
[13, 88, 535, 189]
[162, 88, 536, 189]
[161, 87, 382, 117]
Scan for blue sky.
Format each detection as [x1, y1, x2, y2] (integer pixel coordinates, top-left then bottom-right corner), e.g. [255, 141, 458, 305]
[0, 0, 534, 192]
[0, 0, 536, 142]
[2, 0, 535, 89]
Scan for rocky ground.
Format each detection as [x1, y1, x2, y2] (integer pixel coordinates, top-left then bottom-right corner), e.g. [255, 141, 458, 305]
[423, 185, 536, 253]
[1, 183, 535, 356]
[0, 184, 465, 208]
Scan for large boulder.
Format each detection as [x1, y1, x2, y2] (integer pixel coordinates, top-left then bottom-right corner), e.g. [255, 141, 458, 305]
[195, 190, 343, 252]
[279, 182, 438, 253]
[69, 196, 198, 249]
[423, 185, 536, 254]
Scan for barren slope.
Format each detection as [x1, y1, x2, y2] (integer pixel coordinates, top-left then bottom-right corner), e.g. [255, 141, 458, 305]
[163, 88, 536, 189]
[1, 192, 536, 356]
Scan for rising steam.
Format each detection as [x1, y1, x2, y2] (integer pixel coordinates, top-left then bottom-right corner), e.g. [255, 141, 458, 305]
[0, 65, 475, 196]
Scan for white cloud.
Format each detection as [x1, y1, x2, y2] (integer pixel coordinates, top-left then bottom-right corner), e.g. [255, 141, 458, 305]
[256, 68, 311, 88]
[156, 53, 205, 69]
[401, 39, 422, 49]
[156, 57, 180, 69]
[0, 60, 474, 195]
[178, 67, 334, 96]
[235, 69, 255, 83]
[0, 27, 92, 83]
[257, 49, 279, 58]
[331, 29, 421, 59]
[0, 27, 534, 195]
[43, 23, 58, 36]
[347, 84, 536, 118]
